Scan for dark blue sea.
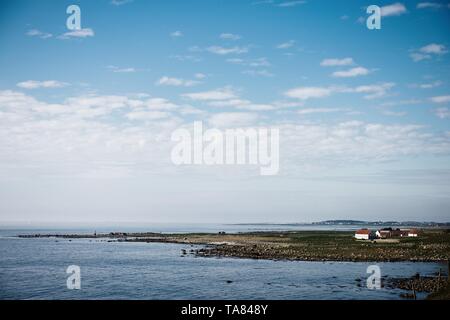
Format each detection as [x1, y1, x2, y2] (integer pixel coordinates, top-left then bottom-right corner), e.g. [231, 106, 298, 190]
[0, 225, 445, 300]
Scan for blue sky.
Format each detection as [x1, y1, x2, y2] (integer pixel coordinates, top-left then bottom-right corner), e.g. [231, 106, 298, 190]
[0, 0, 450, 224]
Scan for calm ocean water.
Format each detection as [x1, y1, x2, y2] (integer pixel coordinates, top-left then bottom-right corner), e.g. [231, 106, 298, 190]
[0, 225, 445, 300]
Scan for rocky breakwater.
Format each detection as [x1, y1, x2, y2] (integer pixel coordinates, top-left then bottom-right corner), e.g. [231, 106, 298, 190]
[18, 232, 164, 240]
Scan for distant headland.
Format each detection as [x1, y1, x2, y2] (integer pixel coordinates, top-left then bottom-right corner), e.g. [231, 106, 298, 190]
[231, 220, 450, 227]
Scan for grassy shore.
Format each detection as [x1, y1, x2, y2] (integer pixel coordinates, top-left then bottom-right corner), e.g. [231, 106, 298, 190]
[156, 229, 450, 262]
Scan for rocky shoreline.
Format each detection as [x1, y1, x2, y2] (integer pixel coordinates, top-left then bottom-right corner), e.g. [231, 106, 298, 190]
[179, 243, 449, 262]
[386, 273, 450, 299]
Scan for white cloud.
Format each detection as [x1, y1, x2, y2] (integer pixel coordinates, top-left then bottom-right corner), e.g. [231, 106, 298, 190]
[248, 58, 271, 67]
[227, 58, 245, 64]
[26, 29, 52, 39]
[298, 108, 345, 115]
[417, 2, 443, 9]
[332, 67, 370, 78]
[272, 101, 304, 108]
[381, 99, 421, 107]
[17, 80, 68, 89]
[418, 80, 442, 89]
[0, 90, 186, 126]
[194, 73, 206, 79]
[182, 88, 237, 101]
[320, 58, 354, 67]
[156, 76, 200, 87]
[1, 90, 450, 187]
[115, 68, 136, 73]
[252, 0, 274, 4]
[0, 91, 178, 182]
[209, 99, 274, 111]
[107, 65, 136, 73]
[242, 69, 274, 77]
[276, 1, 306, 7]
[434, 107, 450, 119]
[237, 104, 274, 111]
[126, 110, 170, 120]
[111, 0, 133, 5]
[411, 43, 447, 62]
[227, 57, 271, 67]
[65, 95, 130, 108]
[430, 95, 450, 103]
[284, 86, 332, 100]
[420, 43, 447, 54]
[0, 90, 42, 111]
[208, 112, 258, 127]
[208, 99, 251, 107]
[285, 83, 394, 100]
[206, 46, 249, 55]
[276, 40, 295, 49]
[279, 121, 450, 167]
[59, 28, 94, 39]
[350, 83, 395, 99]
[188, 46, 203, 52]
[360, 5, 406, 26]
[410, 52, 431, 62]
[219, 33, 241, 40]
[178, 106, 205, 115]
[382, 110, 407, 117]
[144, 98, 179, 110]
[170, 30, 183, 38]
[380, 3, 407, 16]
[169, 54, 202, 62]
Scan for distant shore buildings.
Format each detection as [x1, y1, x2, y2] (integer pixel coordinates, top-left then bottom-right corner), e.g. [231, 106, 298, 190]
[355, 227, 420, 240]
[354, 229, 372, 240]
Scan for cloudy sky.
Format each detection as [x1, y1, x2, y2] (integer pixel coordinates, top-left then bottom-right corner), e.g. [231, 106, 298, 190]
[0, 0, 450, 225]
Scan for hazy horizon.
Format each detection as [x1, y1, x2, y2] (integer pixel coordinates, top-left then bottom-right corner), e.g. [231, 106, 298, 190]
[1, 218, 449, 229]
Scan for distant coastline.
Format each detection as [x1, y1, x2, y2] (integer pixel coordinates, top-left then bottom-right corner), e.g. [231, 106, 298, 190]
[229, 220, 450, 227]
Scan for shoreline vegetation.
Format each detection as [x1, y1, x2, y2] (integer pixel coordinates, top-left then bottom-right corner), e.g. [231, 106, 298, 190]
[18, 229, 450, 299]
